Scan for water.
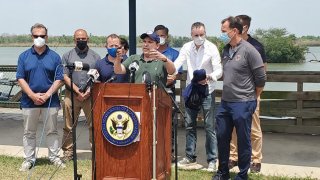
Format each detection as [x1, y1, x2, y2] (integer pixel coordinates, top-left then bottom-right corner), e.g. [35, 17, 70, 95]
[0, 46, 320, 92]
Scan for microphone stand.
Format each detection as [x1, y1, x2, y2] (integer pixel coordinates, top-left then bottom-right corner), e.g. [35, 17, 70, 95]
[69, 69, 82, 180]
[151, 82, 157, 180]
[158, 81, 185, 180]
[129, 70, 135, 83]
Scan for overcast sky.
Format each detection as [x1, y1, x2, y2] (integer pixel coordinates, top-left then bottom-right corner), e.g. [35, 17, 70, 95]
[1, 0, 319, 37]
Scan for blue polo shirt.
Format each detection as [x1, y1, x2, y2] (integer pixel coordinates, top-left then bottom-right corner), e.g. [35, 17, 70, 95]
[247, 35, 267, 63]
[96, 55, 128, 83]
[16, 46, 63, 108]
[161, 46, 182, 73]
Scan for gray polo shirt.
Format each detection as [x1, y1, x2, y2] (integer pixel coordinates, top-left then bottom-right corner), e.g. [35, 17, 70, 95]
[221, 39, 266, 102]
[62, 47, 101, 88]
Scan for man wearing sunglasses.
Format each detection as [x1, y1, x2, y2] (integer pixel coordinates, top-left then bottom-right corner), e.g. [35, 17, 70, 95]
[61, 29, 101, 161]
[16, 23, 65, 171]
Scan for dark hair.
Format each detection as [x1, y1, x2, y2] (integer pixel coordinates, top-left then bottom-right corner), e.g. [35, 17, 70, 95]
[30, 23, 48, 35]
[236, 15, 252, 28]
[120, 37, 129, 50]
[191, 22, 205, 31]
[106, 34, 120, 46]
[154, 25, 169, 35]
[221, 16, 243, 34]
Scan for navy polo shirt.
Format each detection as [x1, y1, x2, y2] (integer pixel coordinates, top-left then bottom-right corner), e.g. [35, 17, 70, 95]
[161, 46, 182, 73]
[96, 55, 128, 83]
[247, 35, 267, 63]
[16, 46, 63, 108]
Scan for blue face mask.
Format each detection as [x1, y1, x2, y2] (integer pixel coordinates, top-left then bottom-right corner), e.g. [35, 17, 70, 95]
[219, 32, 231, 45]
[107, 47, 117, 58]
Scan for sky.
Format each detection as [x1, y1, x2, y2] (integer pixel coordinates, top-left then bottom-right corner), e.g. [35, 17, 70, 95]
[1, 0, 319, 37]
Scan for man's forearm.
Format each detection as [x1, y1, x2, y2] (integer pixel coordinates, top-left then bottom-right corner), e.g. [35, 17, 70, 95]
[18, 79, 35, 97]
[114, 60, 126, 74]
[164, 59, 176, 75]
[45, 80, 64, 97]
[256, 86, 264, 97]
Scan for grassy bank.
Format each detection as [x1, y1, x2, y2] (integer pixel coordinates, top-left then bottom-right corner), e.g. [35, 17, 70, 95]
[0, 155, 316, 180]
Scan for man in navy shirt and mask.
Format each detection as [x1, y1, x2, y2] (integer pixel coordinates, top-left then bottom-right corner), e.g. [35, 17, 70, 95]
[16, 23, 65, 171]
[96, 34, 128, 83]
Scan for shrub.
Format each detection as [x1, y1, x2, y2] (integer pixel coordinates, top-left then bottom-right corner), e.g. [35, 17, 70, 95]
[254, 28, 307, 63]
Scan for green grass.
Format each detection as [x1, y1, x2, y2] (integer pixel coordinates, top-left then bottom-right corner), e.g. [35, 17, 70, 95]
[0, 155, 316, 180]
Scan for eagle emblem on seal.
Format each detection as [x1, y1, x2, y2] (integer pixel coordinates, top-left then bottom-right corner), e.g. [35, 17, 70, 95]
[109, 114, 132, 139]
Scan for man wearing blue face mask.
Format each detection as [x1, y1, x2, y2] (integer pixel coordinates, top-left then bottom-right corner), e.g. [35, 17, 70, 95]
[213, 16, 266, 180]
[61, 29, 101, 161]
[228, 15, 267, 174]
[174, 22, 222, 172]
[96, 34, 128, 83]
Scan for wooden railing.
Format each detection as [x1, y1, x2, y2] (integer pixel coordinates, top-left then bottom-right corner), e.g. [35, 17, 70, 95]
[176, 70, 320, 134]
[1, 65, 319, 134]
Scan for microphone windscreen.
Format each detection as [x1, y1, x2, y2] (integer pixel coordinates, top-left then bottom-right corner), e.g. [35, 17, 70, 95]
[82, 63, 90, 71]
[87, 69, 100, 81]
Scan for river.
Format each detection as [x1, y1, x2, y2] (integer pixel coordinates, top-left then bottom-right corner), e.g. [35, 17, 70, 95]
[0, 46, 319, 92]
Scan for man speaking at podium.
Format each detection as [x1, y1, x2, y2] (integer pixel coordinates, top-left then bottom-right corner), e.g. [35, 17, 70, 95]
[114, 31, 176, 84]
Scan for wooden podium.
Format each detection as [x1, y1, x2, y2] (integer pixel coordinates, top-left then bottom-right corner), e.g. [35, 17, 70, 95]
[92, 83, 172, 180]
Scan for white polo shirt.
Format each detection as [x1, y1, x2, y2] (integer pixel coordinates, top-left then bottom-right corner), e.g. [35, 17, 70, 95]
[174, 40, 222, 93]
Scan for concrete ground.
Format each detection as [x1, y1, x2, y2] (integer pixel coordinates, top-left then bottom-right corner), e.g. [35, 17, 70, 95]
[0, 108, 319, 179]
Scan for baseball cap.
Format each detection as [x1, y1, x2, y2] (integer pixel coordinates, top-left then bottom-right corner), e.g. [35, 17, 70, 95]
[140, 31, 160, 43]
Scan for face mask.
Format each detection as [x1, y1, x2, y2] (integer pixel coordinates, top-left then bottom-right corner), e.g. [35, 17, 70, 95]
[107, 47, 117, 58]
[76, 40, 87, 50]
[219, 32, 231, 45]
[33, 37, 46, 48]
[159, 37, 166, 45]
[193, 36, 205, 46]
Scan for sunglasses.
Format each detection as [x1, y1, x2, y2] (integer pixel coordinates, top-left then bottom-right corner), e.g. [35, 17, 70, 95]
[32, 35, 46, 38]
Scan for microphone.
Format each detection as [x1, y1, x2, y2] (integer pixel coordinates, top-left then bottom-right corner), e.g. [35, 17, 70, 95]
[129, 60, 139, 83]
[129, 60, 139, 72]
[105, 75, 117, 83]
[142, 71, 152, 93]
[64, 61, 90, 71]
[79, 69, 100, 93]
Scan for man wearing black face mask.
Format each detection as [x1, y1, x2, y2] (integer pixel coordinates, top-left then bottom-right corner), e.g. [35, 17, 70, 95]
[61, 29, 101, 161]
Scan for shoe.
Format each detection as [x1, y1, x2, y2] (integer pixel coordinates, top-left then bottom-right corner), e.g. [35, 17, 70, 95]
[52, 158, 66, 169]
[250, 163, 261, 173]
[203, 161, 217, 172]
[228, 160, 238, 169]
[212, 173, 230, 180]
[177, 157, 197, 168]
[19, 160, 33, 172]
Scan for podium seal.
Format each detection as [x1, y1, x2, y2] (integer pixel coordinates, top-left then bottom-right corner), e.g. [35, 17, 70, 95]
[102, 105, 140, 146]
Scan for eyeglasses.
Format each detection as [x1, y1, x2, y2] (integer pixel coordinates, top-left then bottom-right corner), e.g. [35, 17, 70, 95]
[32, 35, 46, 38]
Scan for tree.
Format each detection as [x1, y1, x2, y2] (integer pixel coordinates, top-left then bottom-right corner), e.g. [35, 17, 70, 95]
[254, 28, 307, 63]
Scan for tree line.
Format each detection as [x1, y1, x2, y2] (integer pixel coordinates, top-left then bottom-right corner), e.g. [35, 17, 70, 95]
[1, 28, 318, 63]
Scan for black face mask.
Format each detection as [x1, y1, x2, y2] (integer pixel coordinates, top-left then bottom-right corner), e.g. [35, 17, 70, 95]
[76, 40, 87, 50]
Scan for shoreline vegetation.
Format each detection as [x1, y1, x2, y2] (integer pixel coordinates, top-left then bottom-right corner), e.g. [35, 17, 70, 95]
[1, 35, 320, 47]
[0, 28, 318, 63]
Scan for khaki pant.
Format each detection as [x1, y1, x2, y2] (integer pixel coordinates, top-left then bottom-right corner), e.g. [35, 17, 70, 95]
[61, 90, 92, 156]
[229, 98, 262, 163]
[22, 107, 60, 163]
